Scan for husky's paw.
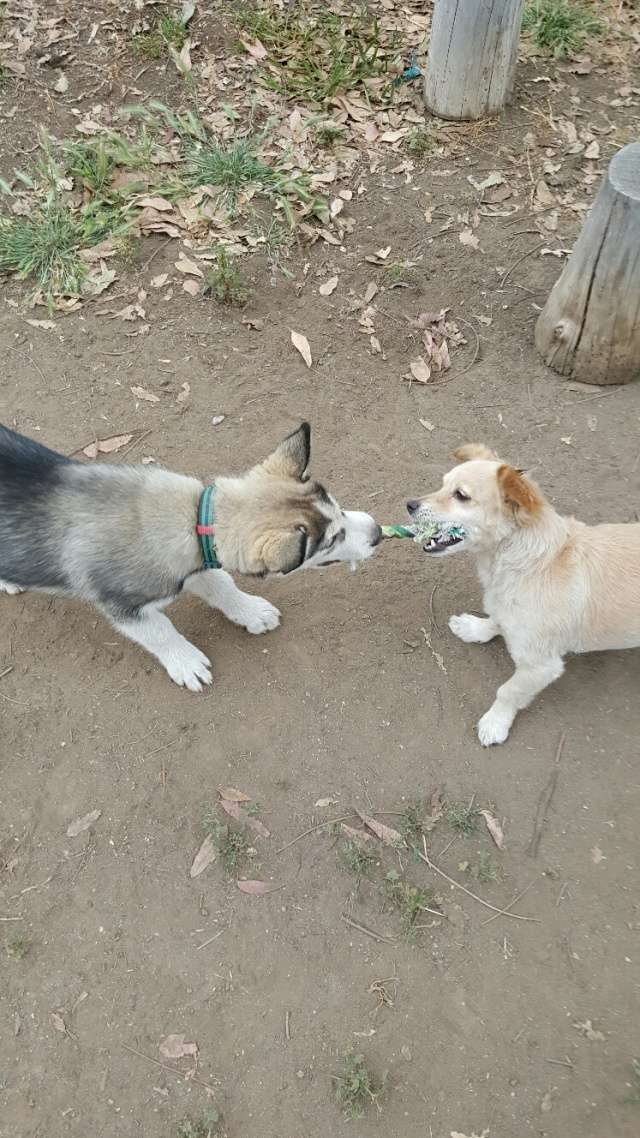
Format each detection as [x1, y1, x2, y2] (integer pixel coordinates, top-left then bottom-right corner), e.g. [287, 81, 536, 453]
[238, 596, 281, 635]
[477, 705, 512, 747]
[165, 644, 213, 692]
[0, 580, 23, 596]
[449, 613, 494, 644]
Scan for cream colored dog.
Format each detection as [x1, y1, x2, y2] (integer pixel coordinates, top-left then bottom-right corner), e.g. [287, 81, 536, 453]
[407, 443, 640, 745]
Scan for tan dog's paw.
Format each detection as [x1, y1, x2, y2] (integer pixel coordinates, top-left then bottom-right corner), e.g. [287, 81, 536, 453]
[477, 705, 512, 746]
[449, 613, 497, 644]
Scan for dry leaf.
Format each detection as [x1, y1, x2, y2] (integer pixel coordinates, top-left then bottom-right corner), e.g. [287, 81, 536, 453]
[182, 278, 200, 297]
[189, 835, 216, 878]
[82, 434, 133, 459]
[237, 879, 277, 895]
[419, 418, 435, 432]
[131, 385, 160, 403]
[591, 845, 605, 864]
[137, 195, 174, 212]
[219, 799, 242, 822]
[169, 38, 192, 76]
[480, 810, 504, 849]
[246, 816, 270, 839]
[175, 254, 204, 278]
[315, 797, 338, 808]
[574, 1019, 605, 1042]
[370, 335, 382, 355]
[535, 179, 556, 206]
[459, 228, 480, 250]
[220, 787, 251, 802]
[319, 275, 338, 297]
[176, 381, 190, 404]
[83, 264, 116, 297]
[159, 1034, 198, 1060]
[54, 71, 68, 93]
[290, 330, 312, 368]
[66, 809, 101, 837]
[410, 358, 431, 384]
[341, 823, 372, 845]
[584, 140, 600, 160]
[51, 1012, 67, 1034]
[25, 319, 56, 330]
[211, 414, 225, 426]
[241, 36, 268, 60]
[428, 788, 445, 823]
[363, 281, 378, 304]
[356, 811, 404, 848]
[150, 273, 169, 289]
[242, 317, 264, 331]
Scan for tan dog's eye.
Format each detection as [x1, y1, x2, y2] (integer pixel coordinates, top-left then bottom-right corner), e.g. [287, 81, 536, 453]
[454, 489, 470, 502]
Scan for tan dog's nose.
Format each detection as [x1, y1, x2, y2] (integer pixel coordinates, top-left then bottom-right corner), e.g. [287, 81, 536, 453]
[406, 499, 420, 516]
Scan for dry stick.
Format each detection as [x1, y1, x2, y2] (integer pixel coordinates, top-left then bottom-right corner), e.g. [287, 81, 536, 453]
[562, 388, 622, 406]
[480, 880, 536, 927]
[6, 345, 47, 386]
[141, 236, 174, 273]
[499, 241, 546, 288]
[452, 317, 480, 378]
[0, 666, 14, 680]
[285, 1011, 291, 1042]
[546, 1056, 574, 1069]
[276, 815, 354, 854]
[122, 1043, 217, 1095]
[419, 838, 539, 923]
[429, 582, 441, 634]
[196, 929, 224, 951]
[117, 429, 153, 461]
[341, 913, 396, 944]
[1, 915, 24, 921]
[528, 733, 565, 858]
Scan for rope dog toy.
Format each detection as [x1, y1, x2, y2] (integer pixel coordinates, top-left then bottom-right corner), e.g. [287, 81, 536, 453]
[381, 521, 466, 550]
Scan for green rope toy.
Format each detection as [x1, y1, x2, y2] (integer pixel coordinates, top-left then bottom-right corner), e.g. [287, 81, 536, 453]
[381, 521, 466, 549]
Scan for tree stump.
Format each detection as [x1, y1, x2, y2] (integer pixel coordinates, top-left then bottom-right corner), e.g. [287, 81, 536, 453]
[535, 143, 640, 386]
[423, 0, 525, 121]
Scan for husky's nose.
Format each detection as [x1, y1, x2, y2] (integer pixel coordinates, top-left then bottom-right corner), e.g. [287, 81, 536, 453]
[406, 499, 420, 516]
[371, 524, 382, 546]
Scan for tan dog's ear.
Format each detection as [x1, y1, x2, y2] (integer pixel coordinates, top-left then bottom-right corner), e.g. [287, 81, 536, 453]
[497, 464, 543, 521]
[261, 529, 306, 574]
[451, 443, 498, 463]
[260, 422, 311, 481]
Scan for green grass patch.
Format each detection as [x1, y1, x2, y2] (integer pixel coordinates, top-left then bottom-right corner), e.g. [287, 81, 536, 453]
[625, 1058, 640, 1104]
[334, 1052, 384, 1120]
[6, 931, 30, 960]
[383, 869, 439, 934]
[339, 838, 378, 882]
[522, 1, 604, 57]
[204, 811, 250, 874]
[177, 1107, 222, 1137]
[204, 247, 250, 305]
[236, 2, 399, 104]
[134, 8, 190, 60]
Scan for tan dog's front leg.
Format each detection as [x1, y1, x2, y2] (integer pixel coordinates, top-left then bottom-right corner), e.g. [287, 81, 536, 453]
[477, 656, 564, 746]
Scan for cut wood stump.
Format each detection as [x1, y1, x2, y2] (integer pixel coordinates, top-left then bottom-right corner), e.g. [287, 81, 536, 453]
[423, 0, 525, 121]
[535, 143, 640, 386]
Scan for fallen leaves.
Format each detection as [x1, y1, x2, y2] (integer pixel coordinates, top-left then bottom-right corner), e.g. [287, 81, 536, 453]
[409, 357, 431, 384]
[319, 275, 338, 297]
[131, 385, 160, 404]
[190, 835, 216, 878]
[356, 811, 404, 848]
[66, 809, 101, 837]
[159, 1034, 198, 1060]
[591, 845, 606, 864]
[25, 319, 56, 331]
[574, 1019, 605, 1042]
[237, 879, 277, 895]
[175, 253, 204, 278]
[82, 434, 132, 459]
[290, 330, 312, 368]
[459, 227, 480, 250]
[220, 787, 251, 802]
[480, 810, 504, 850]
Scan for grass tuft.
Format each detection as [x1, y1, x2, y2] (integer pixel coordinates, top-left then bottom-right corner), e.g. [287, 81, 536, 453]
[447, 801, 479, 837]
[625, 1058, 640, 1104]
[334, 1052, 384, 1119]
[339, 839, 378, 882]
[204, 811, 250, 874]
[522, 1, 604, 58]
[204, 248, 250, 305]
[177, 1107, 222, 1137]
[6, 931, 30, 960]
[134, 9, 190, 60]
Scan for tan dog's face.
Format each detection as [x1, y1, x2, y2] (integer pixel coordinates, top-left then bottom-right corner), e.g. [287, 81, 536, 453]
[220, 423, 381, 575]
[407, 443, 543, 556]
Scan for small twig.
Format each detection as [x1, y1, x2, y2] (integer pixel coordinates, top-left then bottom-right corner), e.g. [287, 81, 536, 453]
[117, 430, 152, 461]
[143, 736, 180, 759]
[0, 688, 29, 706]
[244, 390, 286, 406]
[1, 915, 24, 921]
[546, 1056, 574, 1069]
[528, 732, 565, 858]
[429, 582, 441, 634]
[481, 880, 536, 926]
[122, 1042, 217, 1095]
[0, 666, 14, 680]
[285, 1010, 291, 1042]
[341, 913, 396, 944]
[452, 316, 480, 377]
[419, 838, 539, 922]
[556, 881, 570, 907]
[562, 387, 622, 405]
[141, 236, 174, 273]
[196, 930, 224, 951]
[276, 816, 354, 854]
[6, 346, 47, 385]
[499, 241, 546, 287]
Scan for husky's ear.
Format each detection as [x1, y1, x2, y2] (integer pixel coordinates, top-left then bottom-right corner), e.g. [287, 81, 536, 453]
[497, 464, 543, 522]
[262, 529, 306, 574]
[260, 422, 311, 481]
[451, 443, 498, 463]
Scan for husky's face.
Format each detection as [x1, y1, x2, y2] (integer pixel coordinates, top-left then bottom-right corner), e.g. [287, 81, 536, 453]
[216, 423, 382, 576]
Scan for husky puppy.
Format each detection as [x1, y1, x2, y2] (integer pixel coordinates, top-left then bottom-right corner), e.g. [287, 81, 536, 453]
[0, 422, 380, 690]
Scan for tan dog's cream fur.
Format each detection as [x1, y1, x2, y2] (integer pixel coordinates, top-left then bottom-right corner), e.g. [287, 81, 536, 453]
[411, 443, 640, 745]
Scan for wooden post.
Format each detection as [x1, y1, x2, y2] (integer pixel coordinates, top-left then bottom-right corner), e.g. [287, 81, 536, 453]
[535, 143, 640, 386]
[424, 0, 525, 121]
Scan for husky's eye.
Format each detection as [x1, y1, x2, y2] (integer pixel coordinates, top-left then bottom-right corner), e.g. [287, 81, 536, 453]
[454, 489, 470, 502]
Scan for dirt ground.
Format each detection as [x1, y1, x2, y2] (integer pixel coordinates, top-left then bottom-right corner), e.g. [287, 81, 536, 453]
[1, 3, 640, 1137]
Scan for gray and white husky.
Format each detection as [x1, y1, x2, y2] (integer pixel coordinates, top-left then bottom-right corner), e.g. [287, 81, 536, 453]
[0, 422, 380, 690]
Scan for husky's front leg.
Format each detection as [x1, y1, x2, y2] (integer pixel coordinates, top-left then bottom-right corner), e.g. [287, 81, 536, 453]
[111, 603, 212, 691]
[185, 569, 281, 635]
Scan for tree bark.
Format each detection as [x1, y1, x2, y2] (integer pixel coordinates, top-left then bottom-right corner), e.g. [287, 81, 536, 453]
[423, 0, 525, 121]
[535, 143, 640, 386]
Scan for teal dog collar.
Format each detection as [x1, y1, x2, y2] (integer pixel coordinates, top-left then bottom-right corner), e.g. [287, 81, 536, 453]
[196, 484, 221, 569]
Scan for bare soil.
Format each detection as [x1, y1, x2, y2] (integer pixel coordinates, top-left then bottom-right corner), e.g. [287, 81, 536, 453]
[1, 4, 640, 1137]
